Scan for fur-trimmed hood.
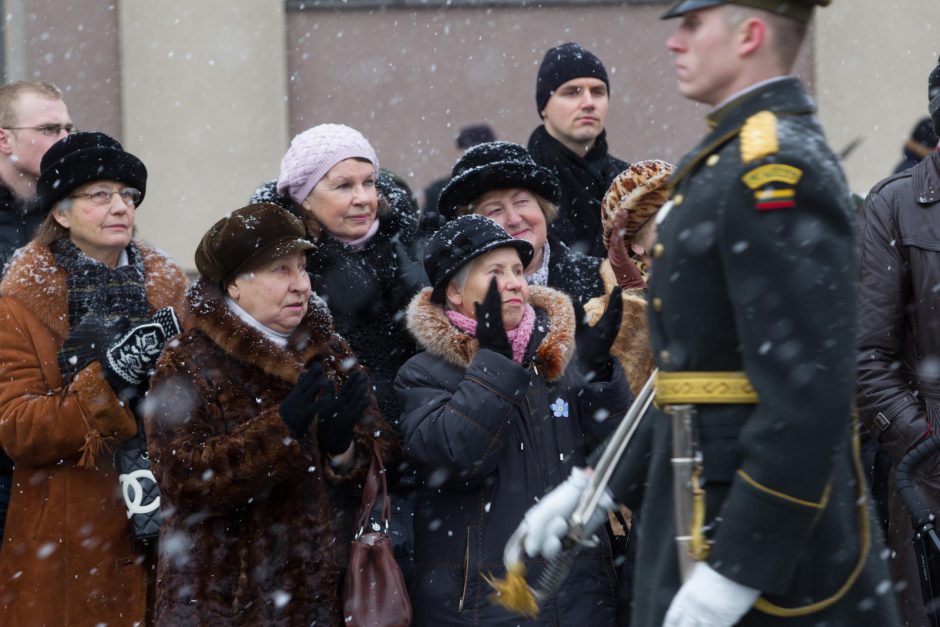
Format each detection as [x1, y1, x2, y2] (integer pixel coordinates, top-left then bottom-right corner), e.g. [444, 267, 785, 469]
[405, 284, 575, 382]
[0, 239, 187, 343]
[185, 277, 344, 385]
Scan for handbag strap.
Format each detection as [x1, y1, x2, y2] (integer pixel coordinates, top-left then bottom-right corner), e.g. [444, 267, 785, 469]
[355, 442, 390, 537]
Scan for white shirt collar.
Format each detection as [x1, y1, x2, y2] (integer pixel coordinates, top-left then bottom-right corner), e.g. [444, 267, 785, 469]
[225, 296, 291, 348]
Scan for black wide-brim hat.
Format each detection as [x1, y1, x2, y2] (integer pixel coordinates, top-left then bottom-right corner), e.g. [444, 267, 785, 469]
[424, 214, 534, 304]
[437, 141, 560, 221]
[37, 131, 147, 213]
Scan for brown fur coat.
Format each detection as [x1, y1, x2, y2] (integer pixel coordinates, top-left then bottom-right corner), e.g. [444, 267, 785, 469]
[0, 240, 187, 626]
[144, 278, 401, 626]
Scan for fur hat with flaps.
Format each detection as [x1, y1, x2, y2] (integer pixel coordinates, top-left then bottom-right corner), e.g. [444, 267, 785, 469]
[437, 141, 560, 221]
[37, 131, 147, 213]
[195, 203, 315, 288]
[423, 214, 534, 304]
[601, 160, 674, 250]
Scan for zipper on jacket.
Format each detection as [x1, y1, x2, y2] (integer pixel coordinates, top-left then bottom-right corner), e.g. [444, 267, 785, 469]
[458, 527, 471, 612]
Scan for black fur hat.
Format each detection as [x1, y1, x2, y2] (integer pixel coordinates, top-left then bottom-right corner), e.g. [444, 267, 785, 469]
[37, 131, 147, 213]
[423, 214, 534, 304]
[437, 141, 559, 221]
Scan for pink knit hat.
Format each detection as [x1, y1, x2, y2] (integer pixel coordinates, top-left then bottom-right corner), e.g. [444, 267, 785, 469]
[276, 124, 380, 206]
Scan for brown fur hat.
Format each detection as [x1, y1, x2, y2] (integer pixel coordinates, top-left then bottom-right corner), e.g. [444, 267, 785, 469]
[601, 160, 674, 250]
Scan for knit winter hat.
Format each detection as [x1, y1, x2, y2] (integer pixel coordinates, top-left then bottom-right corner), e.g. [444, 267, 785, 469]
[424, 214, 534, 305]
[276, 124, 379, 206]
[195, 203, 315, 288]
[37, 131, 147, 213]
[929, 56, 940, 135]
[437, 141, 560, 221]
[536, 42, 609, 114]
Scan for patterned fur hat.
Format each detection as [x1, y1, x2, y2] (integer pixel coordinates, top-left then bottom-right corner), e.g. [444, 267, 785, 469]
[600, 160, 674, 249]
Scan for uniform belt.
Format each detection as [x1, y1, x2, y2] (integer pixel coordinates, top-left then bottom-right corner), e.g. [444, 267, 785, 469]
[656, 371, 759, 404]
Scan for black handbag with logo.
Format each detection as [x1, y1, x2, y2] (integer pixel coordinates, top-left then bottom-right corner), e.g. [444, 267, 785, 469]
[114, 429, 162, 543]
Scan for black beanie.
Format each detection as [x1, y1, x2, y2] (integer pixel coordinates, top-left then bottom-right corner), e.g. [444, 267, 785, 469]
[536, 42, 609, 115]
[929, 55, 940, 135]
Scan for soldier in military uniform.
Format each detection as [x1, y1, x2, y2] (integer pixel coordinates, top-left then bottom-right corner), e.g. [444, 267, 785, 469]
[510, 1, 902, 626]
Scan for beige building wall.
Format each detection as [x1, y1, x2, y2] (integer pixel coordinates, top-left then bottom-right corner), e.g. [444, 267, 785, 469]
[815, 0, 938, 195]
[118, 0, 289, 269]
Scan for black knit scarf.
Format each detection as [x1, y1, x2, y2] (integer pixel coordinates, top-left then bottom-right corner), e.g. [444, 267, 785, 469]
[51, 237, 150, 382]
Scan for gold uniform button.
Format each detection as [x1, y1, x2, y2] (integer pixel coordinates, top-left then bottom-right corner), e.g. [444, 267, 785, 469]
[659, 350, 670, 364]
[706, 154, 720, 166]
[652, 298, 663, 312]
[673, 194, 684, 205]
[653, 243, 665, 258]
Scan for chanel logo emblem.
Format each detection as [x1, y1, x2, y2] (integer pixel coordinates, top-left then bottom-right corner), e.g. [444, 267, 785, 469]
[119, 469, 161, 518]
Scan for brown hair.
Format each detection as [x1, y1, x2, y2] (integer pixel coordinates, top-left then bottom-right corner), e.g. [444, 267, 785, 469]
[724, 7, 808, 71]
[0, 81, 64, 128]
[32, 200, 71, 246]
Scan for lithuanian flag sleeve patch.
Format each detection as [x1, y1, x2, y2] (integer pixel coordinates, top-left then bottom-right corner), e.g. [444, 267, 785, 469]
[754, 187, 796, 211]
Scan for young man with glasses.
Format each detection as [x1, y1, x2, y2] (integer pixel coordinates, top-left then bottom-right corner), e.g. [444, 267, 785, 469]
[0, 80, 72, 548]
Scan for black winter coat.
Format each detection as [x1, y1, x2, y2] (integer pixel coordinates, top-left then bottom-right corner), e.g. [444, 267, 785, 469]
[609, 77, 900, 626]
[545, 235, 604, 304]
[528, 126, 628, 258]
[307, 201, 420, 425]
[395, 286, 631, 626]
[858, 148, 940, 626]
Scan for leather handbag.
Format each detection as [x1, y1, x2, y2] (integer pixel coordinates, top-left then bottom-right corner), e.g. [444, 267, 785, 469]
[343, 443, 412, 627]
[114, 428, 162, 544]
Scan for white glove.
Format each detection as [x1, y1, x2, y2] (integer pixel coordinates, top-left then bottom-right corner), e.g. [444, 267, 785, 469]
[663, 562, 760, 627]
[519, 467, 615, 560]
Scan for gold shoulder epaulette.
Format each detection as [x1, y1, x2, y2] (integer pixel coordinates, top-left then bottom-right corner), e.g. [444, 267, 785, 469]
[740, 111, 779, 164]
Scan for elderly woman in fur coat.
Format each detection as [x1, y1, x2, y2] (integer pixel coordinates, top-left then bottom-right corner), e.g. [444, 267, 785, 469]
[395, 214, 632, 625]
[0, 132, 187, 625]
[143, 203, 401, 625]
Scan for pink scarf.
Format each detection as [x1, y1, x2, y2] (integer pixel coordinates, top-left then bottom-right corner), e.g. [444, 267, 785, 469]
[332, 218, 380, 250]
[445, 304, 537, 364]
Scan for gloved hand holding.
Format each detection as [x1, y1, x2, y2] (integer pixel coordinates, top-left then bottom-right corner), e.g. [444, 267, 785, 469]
[608, 212, 646, 290]
[519, 467, 615, 560]
[663, 562, 760, 627]
[104, 306, 182, 388]
[280, 362, 334, 440]
[62, 313, 129, 374]
[573, 288, 623, 381]
[391, 235, 430, 296]
[474, 278, 513, 360]
[316, 370, 371, 455]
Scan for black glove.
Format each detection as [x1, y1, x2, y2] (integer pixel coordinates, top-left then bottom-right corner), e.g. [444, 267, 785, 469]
[316, 370, 371, 455]
[391, 235, 430, 296]
[573, 287, 623, 381]
[280, 362, 334, 440]
[103, 306, 182, 388]
[474, 277, 513, 360]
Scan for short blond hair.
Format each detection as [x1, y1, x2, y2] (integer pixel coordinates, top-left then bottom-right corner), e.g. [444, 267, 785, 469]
[0, 81, 63, 128]
[456, 192, 559, 224]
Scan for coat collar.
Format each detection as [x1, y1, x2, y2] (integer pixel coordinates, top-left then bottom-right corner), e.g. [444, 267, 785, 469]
[186, 277, 338, 384]
[670, 77, 816, 190]
[405, 284, 574, 382]
[913, 149, 940, 205]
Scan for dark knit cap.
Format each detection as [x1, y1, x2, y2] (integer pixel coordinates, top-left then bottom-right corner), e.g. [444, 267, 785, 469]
[424, 214, 534, 305]
[195, 203, 315, 288]
[437, 141, 560, 221]
[661, 0, 830, 23]
[37, 131, 147, 213]
[929, 55, 940, 135]
[456, 124, 497, 149]
[536, 42, 609, 114]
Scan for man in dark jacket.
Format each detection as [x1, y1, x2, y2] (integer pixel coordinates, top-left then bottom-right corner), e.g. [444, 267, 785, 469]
[0, 80, 72, 541]
[515, 2, 902, 626]
[857, 54, 940, 627]
[528, 42, 628, 258]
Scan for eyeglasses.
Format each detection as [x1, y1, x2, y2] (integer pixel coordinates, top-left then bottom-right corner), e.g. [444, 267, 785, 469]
[70, 188, 142, 207]
[5, 123, 76, 137]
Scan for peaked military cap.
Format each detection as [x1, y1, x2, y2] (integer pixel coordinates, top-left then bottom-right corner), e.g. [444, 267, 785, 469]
[661, 0, 831, 23]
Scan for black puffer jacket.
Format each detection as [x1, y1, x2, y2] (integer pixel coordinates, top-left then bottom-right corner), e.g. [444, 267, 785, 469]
[546, 235, 604, 304]
[528, 126, 628, 257]
[395, 286, 631, 626]
[307, 199, 420, 425]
